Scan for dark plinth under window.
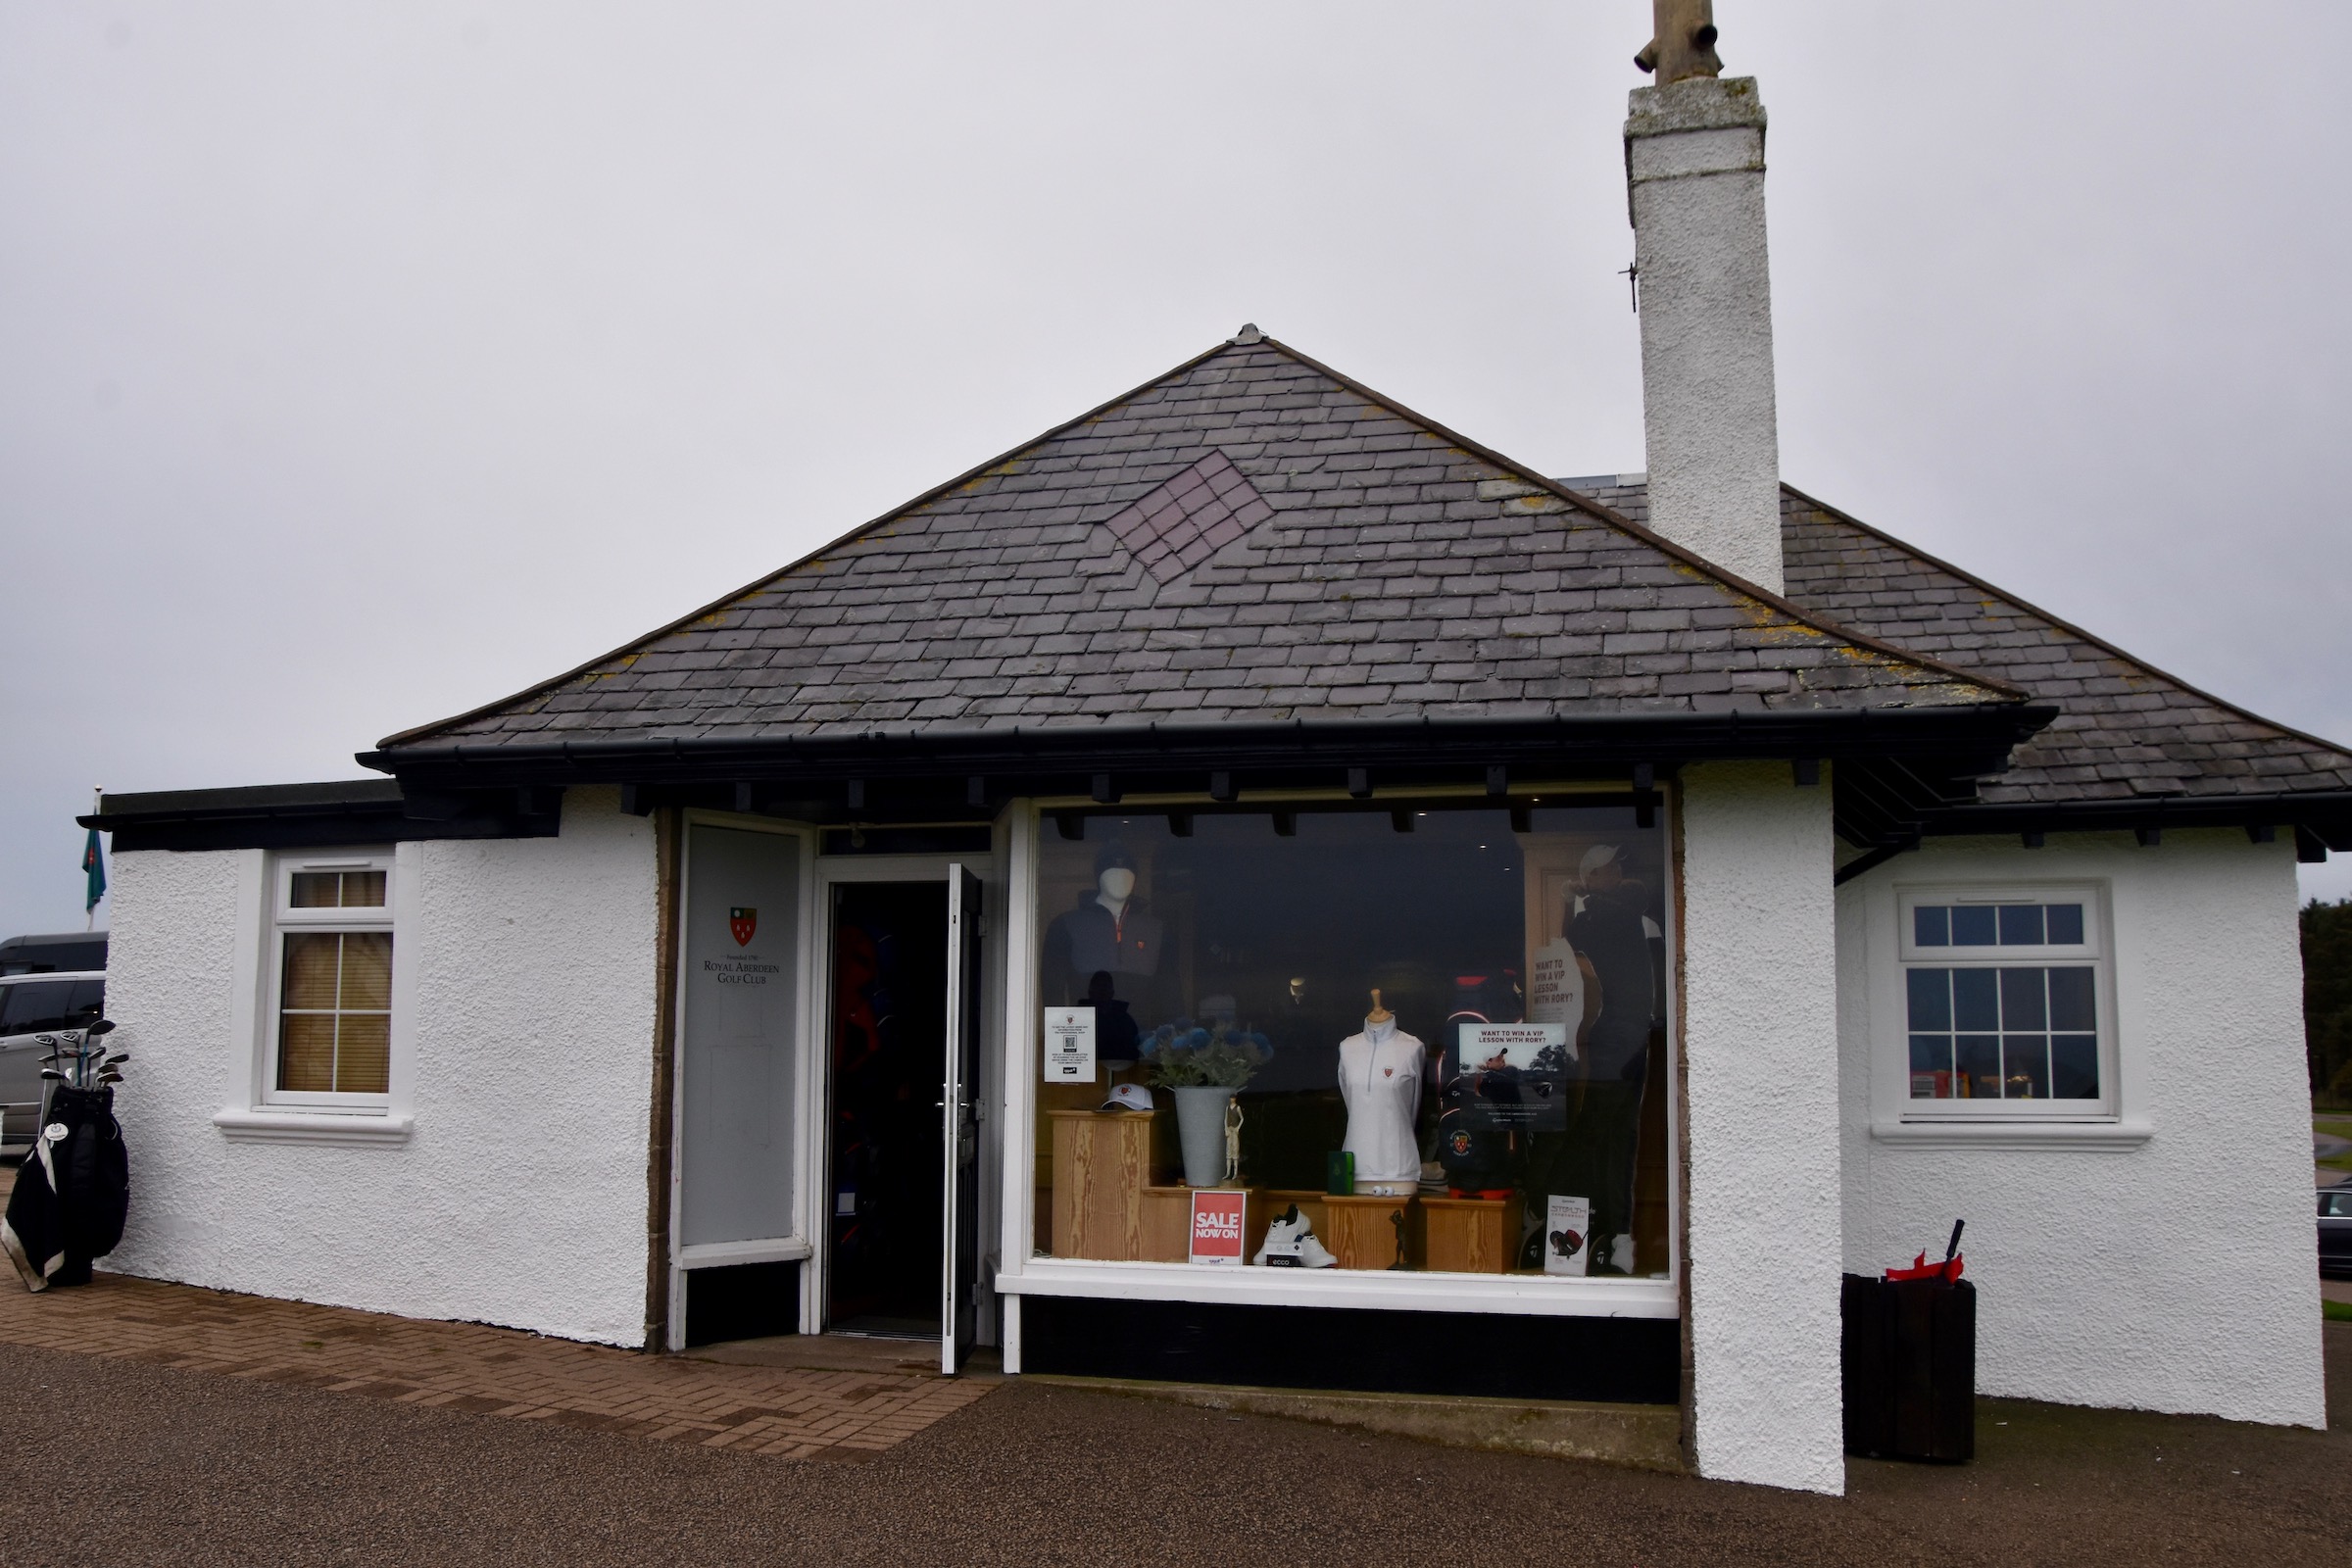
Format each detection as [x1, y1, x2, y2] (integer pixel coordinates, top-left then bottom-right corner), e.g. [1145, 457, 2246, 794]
[1020, 1296, 1680, 1404]
[684, 1261, 800, 1347]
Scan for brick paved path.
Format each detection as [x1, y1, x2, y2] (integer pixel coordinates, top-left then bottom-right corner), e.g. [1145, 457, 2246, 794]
[0, 1224, 991, 1460]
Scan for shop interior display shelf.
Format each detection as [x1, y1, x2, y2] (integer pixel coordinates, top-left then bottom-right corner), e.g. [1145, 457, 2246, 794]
[1419, 1194, 1518, 1274]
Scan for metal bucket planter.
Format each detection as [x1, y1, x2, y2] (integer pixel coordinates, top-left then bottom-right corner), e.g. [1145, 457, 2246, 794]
[1173, 1085, 1238, 1187]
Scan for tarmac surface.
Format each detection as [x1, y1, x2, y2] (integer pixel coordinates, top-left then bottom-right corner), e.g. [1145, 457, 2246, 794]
[0, 1322, 2342, 1566]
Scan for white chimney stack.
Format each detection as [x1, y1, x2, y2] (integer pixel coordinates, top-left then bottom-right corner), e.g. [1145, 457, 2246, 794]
[1625, 16, 1784, 594]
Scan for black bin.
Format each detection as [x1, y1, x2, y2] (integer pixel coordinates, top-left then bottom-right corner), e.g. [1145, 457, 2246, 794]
[1840, 1271, 1975, 1461]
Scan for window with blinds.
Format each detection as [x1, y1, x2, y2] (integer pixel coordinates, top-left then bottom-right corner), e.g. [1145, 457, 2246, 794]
[270, 856, 395, 1102]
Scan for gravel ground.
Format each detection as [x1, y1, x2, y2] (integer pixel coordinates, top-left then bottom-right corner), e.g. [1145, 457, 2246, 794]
[0, 1324, 2342, 1566]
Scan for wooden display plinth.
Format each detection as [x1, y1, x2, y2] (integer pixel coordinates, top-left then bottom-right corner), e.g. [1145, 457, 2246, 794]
[1260, 1189, 1418, 1268]
[1421, 1194, 1516, 1274]
[1049, 1108, 1171, 1260]
[1140, 1185, 1273, 1263]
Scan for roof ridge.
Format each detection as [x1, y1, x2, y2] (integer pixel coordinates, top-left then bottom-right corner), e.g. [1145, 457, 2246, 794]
[1778, 480, 2352, 767]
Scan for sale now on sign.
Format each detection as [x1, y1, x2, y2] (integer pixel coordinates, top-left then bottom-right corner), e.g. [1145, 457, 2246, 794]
[1189, 1189, 1249, 1265]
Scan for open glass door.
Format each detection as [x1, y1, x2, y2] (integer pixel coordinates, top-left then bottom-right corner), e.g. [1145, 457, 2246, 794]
[940, 864, 984, 1373]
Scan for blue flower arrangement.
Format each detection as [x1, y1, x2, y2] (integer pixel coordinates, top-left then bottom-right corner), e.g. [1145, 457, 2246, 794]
[1140, 1019, 1273, 1090]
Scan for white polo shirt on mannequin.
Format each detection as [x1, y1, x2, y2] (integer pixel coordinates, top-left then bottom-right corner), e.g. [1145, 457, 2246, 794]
[1338, 1015, 1426, 1194]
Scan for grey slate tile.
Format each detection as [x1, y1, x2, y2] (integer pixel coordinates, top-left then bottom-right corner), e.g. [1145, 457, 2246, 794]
[382, 336, 2046, 762]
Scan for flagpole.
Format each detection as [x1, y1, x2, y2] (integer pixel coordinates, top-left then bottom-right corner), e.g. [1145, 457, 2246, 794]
[87, 786, 101, 932]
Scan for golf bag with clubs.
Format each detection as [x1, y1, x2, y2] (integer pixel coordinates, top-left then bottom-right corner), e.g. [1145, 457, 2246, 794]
[3, 1024, 131, 1292]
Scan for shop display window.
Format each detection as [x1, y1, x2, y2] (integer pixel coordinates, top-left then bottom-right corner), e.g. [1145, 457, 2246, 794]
[1030, 800, 1674, 1279]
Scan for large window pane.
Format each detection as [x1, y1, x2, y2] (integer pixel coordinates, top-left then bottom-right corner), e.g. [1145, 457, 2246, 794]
[1996, 905, 2044, 946]
[1906, 968, 1951, 1031]
[1951, 906, 1998, 947]
[1902, 953, 2101, 1107]
[280, 933, 342, 1009]
[2047, 967, 2096, 1032]
[1908, 1035, 1953, 1098]
[1955, 1035, 2001, 1097]
[278, 1013, 336, 1091]
[277, 929, 392, 1096]
[335, 1014, 392, 1094]
[339, 933, 393, 1010]
[1998, 967, 2047, 1031]
[2050, 1035, 2099, 1099]
[2002, 1037, 2050, 1098]
[1034, 803, 1670, 1278]
[1952, 969, 1999, 1032]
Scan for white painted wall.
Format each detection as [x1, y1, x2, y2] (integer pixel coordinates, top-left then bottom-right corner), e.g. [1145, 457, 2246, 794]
[1837, 830, 2325, 1428]
[104, 789, 660, 1346]
[1679, 760, 1845, 1494]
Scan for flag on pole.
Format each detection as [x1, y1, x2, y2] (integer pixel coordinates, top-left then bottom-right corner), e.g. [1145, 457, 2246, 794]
[82, 825, 106, 914]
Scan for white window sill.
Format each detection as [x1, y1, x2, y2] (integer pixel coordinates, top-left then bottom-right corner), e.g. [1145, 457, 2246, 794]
[998, 1258, 1680, 1319]
[1870, 1118, 2150, 1152]
[678, 1238, 813, 1268]
[213, 1107, 414, 1147]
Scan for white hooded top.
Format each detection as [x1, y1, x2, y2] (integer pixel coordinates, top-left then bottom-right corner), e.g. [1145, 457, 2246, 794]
[1337, 1016, 1425, 1184]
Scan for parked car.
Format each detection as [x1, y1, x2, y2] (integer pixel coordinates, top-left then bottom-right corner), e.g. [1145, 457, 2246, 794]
[0, 931, 109, 976]
[2323, 1186, 2352, 1278]
[0, 970, 105, 1150]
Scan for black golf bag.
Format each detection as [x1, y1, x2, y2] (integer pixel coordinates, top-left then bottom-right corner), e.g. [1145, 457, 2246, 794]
[3, 1085, 130, 1291]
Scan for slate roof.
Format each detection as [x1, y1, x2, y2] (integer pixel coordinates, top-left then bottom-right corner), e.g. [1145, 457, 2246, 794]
[1560, 476, 2352, 809]
[379, 334, 2018, 754]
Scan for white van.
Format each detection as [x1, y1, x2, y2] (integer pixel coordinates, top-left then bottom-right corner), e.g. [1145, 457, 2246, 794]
[0, 971, 106, 1152]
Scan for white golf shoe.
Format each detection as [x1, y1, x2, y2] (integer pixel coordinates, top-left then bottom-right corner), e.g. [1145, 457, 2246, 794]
[1253, 1204, 1339, 1268]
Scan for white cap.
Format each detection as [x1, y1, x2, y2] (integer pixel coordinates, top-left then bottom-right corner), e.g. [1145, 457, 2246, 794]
[1101, 1083, 1153, 1113]
[1580, 844, 1620, 875]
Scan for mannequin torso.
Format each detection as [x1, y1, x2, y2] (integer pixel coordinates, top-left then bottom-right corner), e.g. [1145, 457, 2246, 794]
[1338, 1016, 1426, 1189]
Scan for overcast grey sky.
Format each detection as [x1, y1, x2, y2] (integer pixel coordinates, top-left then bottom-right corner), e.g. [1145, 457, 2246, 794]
[5, 2, 2349, 938]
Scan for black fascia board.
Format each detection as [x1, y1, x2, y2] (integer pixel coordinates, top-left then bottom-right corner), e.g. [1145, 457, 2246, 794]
[1908, 790, 2352, 849]
[92, 780, 408, 817]
[359, 706, 2059, 794]
[81, 778, 561, 854]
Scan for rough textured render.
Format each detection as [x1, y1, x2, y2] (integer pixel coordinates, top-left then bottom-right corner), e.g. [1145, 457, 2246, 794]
[1563, 477, 2352, 806]
[106, 791, 661, 1347]
[378, 336, 2017, 753]
[1836, 832, 2324, 1428]
[1678, 761, 1846, 1494]
[1625, 76, 1785, 595]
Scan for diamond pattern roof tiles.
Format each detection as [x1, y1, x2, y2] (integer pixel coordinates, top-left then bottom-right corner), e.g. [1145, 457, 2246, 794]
[1104, 449, 1274, 584]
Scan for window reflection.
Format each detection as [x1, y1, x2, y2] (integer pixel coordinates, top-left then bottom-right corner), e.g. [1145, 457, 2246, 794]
[1035, 802, 1674, 1279]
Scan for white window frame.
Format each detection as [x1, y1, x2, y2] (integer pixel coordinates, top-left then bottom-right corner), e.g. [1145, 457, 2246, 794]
[991, 790, 1685, 1344]
[264, 850, 397, 1109]
[216, 845, 416, 1145]
[1888, 882, 2117, 1125]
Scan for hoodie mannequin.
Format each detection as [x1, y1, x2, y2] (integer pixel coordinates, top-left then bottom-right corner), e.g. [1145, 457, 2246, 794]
[1337, 990, 1425, 1198]
[1041, 845, 1168, 1045]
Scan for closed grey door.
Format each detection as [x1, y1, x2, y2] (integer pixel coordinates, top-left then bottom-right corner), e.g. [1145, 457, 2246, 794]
[680, 825, 806, 1250]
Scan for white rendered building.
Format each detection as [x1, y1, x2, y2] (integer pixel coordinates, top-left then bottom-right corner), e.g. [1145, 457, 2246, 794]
[83, 64, 2334, 1494]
